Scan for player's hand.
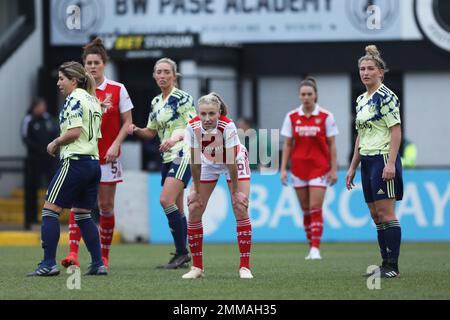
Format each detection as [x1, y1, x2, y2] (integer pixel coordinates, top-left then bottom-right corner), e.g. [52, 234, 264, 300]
[105, 143, 119, 163]
[100, 94, 112, 113]
[280, 170, 288, 186]
[326, 170, 338, 186]
[345, 168, 356, 190]
[159, 138, 176, 153]
[382, 162, 396, 181]
[231, 191, 249, 210]
[47, 139, 59, 157]
[127, 124, 136, 135]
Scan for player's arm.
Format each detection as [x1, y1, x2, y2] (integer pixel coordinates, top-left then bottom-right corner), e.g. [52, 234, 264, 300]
[382, 95, 402, 181]
[47, 127, 82, 157]
[48, 98, 84, 157]
[187, 147, 204, 209]
[186, 124, 201, 193]
[128, 124, 157, 140]
[160, 97, 196, 152]
[383, 124, 401, 181]
[280, 137, 292, 185]
[280, 113, 293, 185]
[226, 146, 239, 194]
[159, 126, 185, 153]
[227, 146, 248, 211]
[190, 147, 202, 193]
[326, 136, 338, 186]
[105, 110, 133, 163]
[346, 135, 361, 190]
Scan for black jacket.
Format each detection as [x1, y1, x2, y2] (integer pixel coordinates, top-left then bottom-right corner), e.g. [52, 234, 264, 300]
[21, 112, 59, 156]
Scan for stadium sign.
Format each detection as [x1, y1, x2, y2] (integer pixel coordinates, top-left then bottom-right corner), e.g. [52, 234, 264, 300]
[415, 0, 450, 53]
[95, 33, 199, 59]
[146, 170, 450, 242]
[346, 0, 399, 33]
[50, 0, 416, 46]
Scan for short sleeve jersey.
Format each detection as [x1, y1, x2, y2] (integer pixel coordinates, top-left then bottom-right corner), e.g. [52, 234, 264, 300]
[355, 84, 401, 156]
[58, 88, 102, 160]
[96, 78, 134, 164]
[281, 104, 338, 180]
[147, 87, 196, 163]
[185, 115, 240, 165]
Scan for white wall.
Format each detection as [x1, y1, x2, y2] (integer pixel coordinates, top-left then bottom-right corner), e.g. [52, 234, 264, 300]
[404, 72, 450, 166]
[179, 62, 237, 118]
[241, 78, 253, 119]
[0, 0, 43, 196]
[258, 74, 351, 167]
[0, 0, 43, 158]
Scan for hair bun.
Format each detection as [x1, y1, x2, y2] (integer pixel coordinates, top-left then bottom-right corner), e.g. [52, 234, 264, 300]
[305, 77, 317, 86]
[92, 37, 104, 46]
[365, 45, 380, 57]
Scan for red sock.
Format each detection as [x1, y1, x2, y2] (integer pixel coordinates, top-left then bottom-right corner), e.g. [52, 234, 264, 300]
[100, 211, 115, 259]
[187, 221, 203, 269]
[302, 208, 312, 247]
[237, 218, 252, 269]
[310, 208, 324, 248]
[68, 210, 81, 255]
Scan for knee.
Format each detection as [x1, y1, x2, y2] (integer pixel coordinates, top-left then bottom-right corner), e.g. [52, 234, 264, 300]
[98, 199, 114, 213]
[232, 204, 248, 221]
[188, 202, 205, 219]
[160, 196, 173, 209]
[369, 209, 380, 223]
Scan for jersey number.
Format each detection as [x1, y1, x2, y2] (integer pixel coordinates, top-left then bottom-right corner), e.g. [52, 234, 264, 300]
[88, 110, 102, 141]
[111, 161, 118, 175]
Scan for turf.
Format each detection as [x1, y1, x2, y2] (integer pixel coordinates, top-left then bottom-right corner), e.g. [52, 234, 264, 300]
[1, 242, 449, 300]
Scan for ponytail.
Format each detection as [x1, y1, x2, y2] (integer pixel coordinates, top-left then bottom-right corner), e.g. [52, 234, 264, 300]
[198, 92, 229, 116]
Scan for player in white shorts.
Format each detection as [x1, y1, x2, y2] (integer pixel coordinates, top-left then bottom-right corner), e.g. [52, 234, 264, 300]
[182, 92, 253, 280]
[100, 159, 123, 184]
[291, 174, 329, 189]
[280, 77, 339, 260]
[61, 38, 134, 270]
[199, 145, 250, 183]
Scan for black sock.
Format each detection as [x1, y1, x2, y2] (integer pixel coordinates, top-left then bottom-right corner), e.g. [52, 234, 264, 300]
[383, 220, 402, 270]
[75, 212, 102, 268]
[164, 205, 188, 255]
[376, 223, 387, 265]
[41, 209, 60, 266]
[181, 213, 187, 249]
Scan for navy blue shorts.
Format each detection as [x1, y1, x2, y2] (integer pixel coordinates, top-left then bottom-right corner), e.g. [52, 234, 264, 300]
[161, 156, 191, 189]
[46, 156, 101, 210]
[360, 154, 403, 203]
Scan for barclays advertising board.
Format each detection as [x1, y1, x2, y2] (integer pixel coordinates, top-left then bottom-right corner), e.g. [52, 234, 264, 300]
[148, 170, 450, 243]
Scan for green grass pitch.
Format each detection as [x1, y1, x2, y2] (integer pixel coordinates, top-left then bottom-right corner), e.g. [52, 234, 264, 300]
[1, 242, 449, 300]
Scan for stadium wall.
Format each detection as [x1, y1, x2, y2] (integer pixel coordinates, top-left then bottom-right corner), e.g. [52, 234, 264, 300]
[404, 72, 450, 166]
[140, 170, 450, 243]
[0, 0, 43, 196]
[0, 0, 43, 158]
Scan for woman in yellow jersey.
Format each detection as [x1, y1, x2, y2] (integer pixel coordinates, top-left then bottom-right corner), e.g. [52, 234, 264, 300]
[346, 46, 403, 279]
[129, 58, 196, 269]
[28, 62, 106, 277]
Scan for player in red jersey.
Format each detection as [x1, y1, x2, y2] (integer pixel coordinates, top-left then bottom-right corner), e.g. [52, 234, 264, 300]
[280, 77, 338, 260]
[181, 93, 253, 279]
[61, 38, 134, 269]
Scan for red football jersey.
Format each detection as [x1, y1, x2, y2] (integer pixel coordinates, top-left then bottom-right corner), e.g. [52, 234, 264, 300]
[281, 105, 338, 180]
[186, 115, 240, 165]
[96, 78, 133, 165]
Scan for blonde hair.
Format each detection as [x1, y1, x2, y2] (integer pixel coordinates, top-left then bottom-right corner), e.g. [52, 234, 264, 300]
[153, 57, 181, 88]
[59, 61, 97, 96]
[358, 45, 388, 72]
[198, 92, 229, 116]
